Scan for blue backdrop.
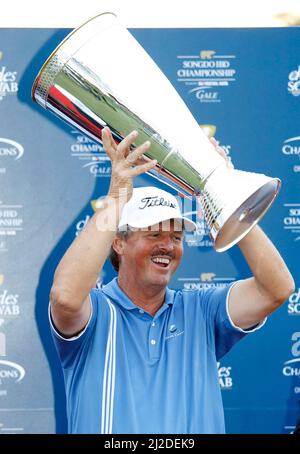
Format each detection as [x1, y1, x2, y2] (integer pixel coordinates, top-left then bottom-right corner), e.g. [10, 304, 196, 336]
[0, 27, 299, 434]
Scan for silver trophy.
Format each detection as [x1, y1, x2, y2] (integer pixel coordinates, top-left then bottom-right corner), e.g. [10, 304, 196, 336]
[32, 12, 280, 251]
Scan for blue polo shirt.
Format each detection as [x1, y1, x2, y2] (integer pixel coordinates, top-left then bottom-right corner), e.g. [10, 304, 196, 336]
[50, 278, 265, 434]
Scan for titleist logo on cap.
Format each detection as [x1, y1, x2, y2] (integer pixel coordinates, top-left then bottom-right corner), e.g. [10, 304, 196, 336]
[139, 196, 177, 210]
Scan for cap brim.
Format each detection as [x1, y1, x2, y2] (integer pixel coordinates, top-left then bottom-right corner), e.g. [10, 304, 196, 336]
[119, 215, 197, 232]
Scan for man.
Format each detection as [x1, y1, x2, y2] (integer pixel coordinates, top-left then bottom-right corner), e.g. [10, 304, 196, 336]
[49, 127, 294, 434]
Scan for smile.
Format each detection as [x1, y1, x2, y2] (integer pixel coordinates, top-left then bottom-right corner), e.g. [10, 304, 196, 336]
[151, 257, 171, 268]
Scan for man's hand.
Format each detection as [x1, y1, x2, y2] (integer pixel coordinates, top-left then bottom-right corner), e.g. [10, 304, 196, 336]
[102, 127, 157, 202]
[51, 128, 157, 337]
[210, 137, 234, 169]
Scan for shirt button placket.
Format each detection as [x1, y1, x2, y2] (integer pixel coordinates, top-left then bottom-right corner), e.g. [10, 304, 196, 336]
[149, 318, 158, 358]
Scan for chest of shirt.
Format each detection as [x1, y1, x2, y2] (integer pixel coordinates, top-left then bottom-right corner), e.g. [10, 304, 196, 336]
[96, 301, 208, 365]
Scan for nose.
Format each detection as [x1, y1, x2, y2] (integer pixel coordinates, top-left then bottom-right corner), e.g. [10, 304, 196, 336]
[157, 235, 174, 252]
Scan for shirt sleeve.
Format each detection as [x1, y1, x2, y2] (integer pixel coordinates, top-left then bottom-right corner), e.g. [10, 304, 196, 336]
[49, 288, 103, 369]
[198, 282, 267, 360]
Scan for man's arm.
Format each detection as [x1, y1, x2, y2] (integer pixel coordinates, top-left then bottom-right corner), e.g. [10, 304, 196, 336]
[50, 128, 156, 337]
[208, 139, 294, 329]
[228, 225, 295, 329]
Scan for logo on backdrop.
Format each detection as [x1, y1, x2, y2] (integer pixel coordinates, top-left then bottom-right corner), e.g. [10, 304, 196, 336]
[281, 136, 300, 173]
[0, 332, 5, 356]
[288, 66, 300, 97]
[0, 275, 20, 324]
[70, 130, 111, 178]
[0, 202, 23, 239]
[0, 52, 18, 102]
[0, 241, 6, 253]
[0, 138, 24, 175]
[282, 332, 300, 394]
[75, 198, 107, 237]
[176, 50, 237, 103]
[177, 272, 235, 290]
[75, 214, 90, 237]
[183, 212, 212, 247]
[0, 332, 7, 398]
[0, 330, 25, 397]
[217, 362, 233, 390]
[0, 359, 25, 397]
[282, 203, 300, 241]
[0, 312, 25, 397]
[288, 288, 300, 316]
[282, 425, 296, 434]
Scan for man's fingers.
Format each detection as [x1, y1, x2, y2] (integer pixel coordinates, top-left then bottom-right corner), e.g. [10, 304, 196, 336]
[128, 159, 157, 177]
[135, 156, 148, 166]
[210, 137, 234, 169]
[227, 157, 234, 169]
[101, 127, 117, 159]
[210, 137, 218, 147]
[117, 130, 138, 156]
[216, 146, 227, 160]
[126, 140, 151, 165]
[108, 129, 117, 149]
[102, 128, 157, 176]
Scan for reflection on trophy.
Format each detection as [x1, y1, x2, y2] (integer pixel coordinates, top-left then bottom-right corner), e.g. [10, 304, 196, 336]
[32, 12, 280, 252]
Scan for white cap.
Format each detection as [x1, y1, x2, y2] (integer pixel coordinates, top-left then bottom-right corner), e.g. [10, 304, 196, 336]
[118, 186, 197, 232]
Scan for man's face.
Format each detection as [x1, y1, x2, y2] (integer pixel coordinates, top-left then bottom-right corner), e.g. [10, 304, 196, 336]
[116, 220, 184, 288]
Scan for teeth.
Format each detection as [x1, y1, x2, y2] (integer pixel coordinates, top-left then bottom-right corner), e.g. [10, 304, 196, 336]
[152, 257, 170, 265]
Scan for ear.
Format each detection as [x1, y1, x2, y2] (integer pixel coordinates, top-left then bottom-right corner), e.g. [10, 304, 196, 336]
[112, 235, 126, 256]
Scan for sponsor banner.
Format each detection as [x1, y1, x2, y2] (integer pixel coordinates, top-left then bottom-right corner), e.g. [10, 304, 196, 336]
[0, 137, 24, 175]
[0, 51, 18, 102]
[74, 198, 105, 237]
[0, 202, 23, 239]
[282, 332, 300, 394]
[0, 357, 25, 397]
[176, 50, 237, 103]
[70, 130, 111, 178]
[288, 66, 300, 97]
[281, 136, 300, 173]
[0, 26, 299, 434]
[283, 203, 300, 241]
[218, 362, 234, 390]
[282, 425, 296, 434]
[287, 288, 300, 316]
[0, 410, 54, 434]
[184, 219, 213, 248]
[0, 275, 20, 325]
[177, 273, 235, 290]
[0, 240, 7, 253]
[0, 332, 5, 356]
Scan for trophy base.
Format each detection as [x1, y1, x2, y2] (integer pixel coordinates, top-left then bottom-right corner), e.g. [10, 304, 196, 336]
[214, 178, 280, 252]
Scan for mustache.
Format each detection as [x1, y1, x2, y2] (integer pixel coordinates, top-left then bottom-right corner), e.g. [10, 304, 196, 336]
[151, 249, 175, 259]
